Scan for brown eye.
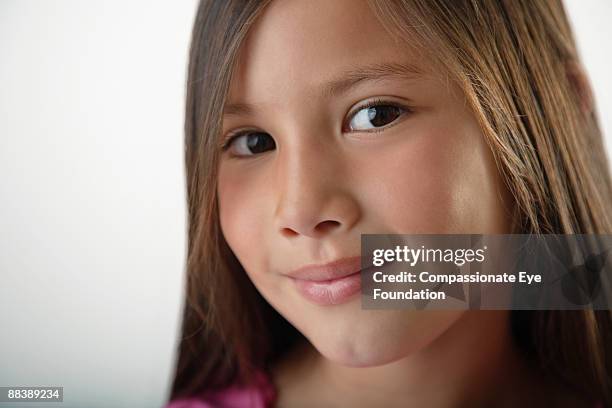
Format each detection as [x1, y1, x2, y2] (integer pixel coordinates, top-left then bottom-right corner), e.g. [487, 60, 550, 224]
[227, 132, 276, 156]
[347, 104, 405, 131]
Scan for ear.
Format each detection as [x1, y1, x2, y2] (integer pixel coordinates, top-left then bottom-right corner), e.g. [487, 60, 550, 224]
[565, 60, 595, 117]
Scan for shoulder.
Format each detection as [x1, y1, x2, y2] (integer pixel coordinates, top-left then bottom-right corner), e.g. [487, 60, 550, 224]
[166, 372, 276, 408]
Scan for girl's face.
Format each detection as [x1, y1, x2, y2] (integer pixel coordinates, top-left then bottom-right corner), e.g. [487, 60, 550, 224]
[218, 0, 511, 367]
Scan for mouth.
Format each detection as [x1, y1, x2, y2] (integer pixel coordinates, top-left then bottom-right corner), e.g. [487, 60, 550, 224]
[287, 256, 366, 306]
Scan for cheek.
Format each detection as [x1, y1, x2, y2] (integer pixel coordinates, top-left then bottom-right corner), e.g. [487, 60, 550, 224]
[218, 163, 271, 276]
[356, 113, 508, 234]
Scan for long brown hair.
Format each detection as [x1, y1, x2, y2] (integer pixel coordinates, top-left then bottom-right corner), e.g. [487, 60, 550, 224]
[171, 0, 612, 404]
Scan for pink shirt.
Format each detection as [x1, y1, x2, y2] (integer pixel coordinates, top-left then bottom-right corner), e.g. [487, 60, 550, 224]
[166, 372, 276, 408]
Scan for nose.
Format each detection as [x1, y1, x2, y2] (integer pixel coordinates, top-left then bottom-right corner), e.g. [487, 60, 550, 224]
[274, 142, 361, 239]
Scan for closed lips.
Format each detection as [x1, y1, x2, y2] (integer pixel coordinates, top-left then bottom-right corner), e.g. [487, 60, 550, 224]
[287, 256, 365, 306]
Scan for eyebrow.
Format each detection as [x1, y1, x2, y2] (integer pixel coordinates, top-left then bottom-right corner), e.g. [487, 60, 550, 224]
[223, 61, 422, 117]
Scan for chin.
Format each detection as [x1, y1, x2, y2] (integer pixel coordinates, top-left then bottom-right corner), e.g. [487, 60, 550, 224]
[322, 347, 406, 368]
[302, 309, 465, 368]
[302, 318, 412, 367]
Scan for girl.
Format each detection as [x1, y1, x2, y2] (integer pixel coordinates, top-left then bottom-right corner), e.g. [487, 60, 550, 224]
[168, 0, 612, 406]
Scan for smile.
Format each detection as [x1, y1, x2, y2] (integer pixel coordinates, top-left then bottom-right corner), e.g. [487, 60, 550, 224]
[286, 256, 364, 305]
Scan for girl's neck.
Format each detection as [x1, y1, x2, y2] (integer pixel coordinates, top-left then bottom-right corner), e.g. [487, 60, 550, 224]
[272, 311, 582, 407]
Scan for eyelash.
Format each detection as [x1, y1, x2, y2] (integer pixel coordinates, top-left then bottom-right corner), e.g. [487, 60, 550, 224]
[220, 98, 411, 151]
[343, 98, 410, 133]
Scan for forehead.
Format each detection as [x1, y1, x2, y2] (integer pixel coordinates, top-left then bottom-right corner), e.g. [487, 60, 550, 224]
[227, 0, 425, 107]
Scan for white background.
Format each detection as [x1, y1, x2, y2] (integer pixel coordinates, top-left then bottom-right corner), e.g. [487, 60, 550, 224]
[565, 0, 612, 157]
[0, 1, 610, 407]
[0, 1, 197, 407]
